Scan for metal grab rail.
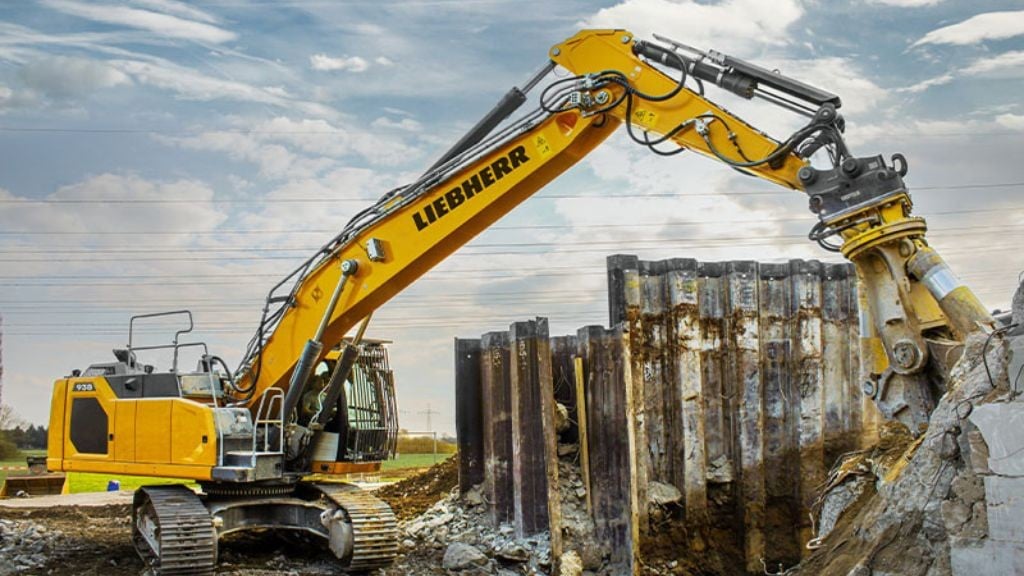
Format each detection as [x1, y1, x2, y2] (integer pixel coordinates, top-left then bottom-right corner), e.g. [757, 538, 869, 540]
[127, 310, 207, 373]
[253, 388, 285, 465]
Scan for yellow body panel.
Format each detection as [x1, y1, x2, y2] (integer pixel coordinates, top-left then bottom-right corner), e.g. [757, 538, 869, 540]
[135, 401, 172, 463]
[171, 401, 218, 467]
[45, 379, 67, 471]
[49, 375, 218, 481]
[113, 401, 136, 462]
[61, 460, 213, 480]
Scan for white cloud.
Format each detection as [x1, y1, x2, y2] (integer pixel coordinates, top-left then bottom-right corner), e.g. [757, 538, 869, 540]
[897, 50, 1024, 95]
[0, 84, 40, 113]
[582, 0, 804, 55]
[963, 50, 1024, 78]
[310, 54, 370, 73]
[18, 55, 130, 99]
[371, 116, 422, 132]
[263, 85, 292, 99]
[995, 113, 1024, 130]
[41, 0, 235, 44]
[897, 72, 954, 94]
[912, 10, 1024, 47]
[375, 56, 395, 67]
[162, 130, 331, 180]
[770, 57, 889, 116]
[0, 174, 227, 241]
[867, 0, 943, 6]
[130, 0, 219, 24]
[108, 58, 336, 118]
[159, 116, 421, 177]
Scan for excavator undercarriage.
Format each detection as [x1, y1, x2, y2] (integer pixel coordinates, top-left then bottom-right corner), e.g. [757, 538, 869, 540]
[132, 482, 398, 575]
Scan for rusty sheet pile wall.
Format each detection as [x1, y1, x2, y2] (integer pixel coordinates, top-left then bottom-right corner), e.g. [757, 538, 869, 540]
[607, 256, 880, 569]
[455, 256, 881, 573]
[455, 319, 563, 554]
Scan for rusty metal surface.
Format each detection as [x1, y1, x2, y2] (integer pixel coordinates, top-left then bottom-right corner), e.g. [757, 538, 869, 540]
[454, 338, 484, 494]
[455, 256, 876, 571]
[509, 319, 554, 537]
[577, 325, 636, 572]
[609, 255, 876, 569]
[456, 320, 561, 539]
[479, 330, 514, 526]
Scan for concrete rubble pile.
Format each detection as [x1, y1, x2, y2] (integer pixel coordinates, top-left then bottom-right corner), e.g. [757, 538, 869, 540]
[0, 519, 64, 575]
[794, 308, 1024, 575]
[394, 490, 552, 575]
[388, 454, 604, 576]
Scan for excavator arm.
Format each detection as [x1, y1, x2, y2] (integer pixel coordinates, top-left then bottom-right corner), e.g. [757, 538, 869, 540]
[234, 29, 992, 465]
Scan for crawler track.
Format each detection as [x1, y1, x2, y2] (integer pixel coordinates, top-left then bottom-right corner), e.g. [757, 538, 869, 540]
[132, 485, 218, 575]
[313, 482, 399, 571]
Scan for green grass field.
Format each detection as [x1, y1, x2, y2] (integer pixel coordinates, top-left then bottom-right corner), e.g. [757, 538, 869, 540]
[3, 450, 452, 494]
[382, 452, 453, 471]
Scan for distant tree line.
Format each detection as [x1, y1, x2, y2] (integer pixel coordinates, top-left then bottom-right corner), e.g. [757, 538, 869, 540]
[3, 425, 47, 450]
[0, 405, 45, 459]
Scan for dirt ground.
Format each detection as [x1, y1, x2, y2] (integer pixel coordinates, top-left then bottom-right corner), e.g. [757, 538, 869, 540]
[0, 459, 461, 576]
[376, 455, 459, 521]
[0, 502, 354, 576]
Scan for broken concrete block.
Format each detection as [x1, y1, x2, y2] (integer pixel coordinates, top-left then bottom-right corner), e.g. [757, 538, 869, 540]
[951, 537, 1024, 576]
[965, 428, 992, 475]
[940, 499, 971, 533]
[1007, 335, 1024, 384]
[706, 454, 734, 483]
[442, 542, 488, 570]
[983, 475, 1024, 542]
[969, 402, 1024, 477]
[647, 481, 682, 506]
[555, 403, 570, 433]
[817, 477, 871, 539]
[559, 550, 583, 576]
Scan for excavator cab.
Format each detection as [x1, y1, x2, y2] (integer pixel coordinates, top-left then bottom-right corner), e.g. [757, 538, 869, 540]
[304, 339, 399, 473]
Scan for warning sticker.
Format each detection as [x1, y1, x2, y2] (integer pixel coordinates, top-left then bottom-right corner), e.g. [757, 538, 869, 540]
[534, 134, 552, 158]
[632, 109, 657, 129]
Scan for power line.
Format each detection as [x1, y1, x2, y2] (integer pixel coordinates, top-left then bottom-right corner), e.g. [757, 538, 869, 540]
[3, 271, 1015, 312]
[0, 206, 1020, 238]
[0, 287, 607, 305]
[2, 223, 1022, 254]
[0, 266, 605, 280]
[2, 124, 1021, 138]
[0, 260, 1016, 288]
[0, 269, 1014, 309]
[1, 181, 1023, 205]
[0, 232, 1019, 263]
[0, 206, 1020, 236]
[10, 224, 1024, 254]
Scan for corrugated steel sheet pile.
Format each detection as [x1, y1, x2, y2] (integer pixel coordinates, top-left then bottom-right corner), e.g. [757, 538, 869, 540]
[455, 255, 882, 572]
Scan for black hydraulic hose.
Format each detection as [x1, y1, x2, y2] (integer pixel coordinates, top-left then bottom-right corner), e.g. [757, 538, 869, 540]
[313, 344, 361, 428]
[633, 40, 756, 100]
[208, 355, 234, 383]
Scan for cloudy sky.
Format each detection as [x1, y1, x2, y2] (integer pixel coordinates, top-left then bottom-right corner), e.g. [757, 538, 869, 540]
[1, 0, 1022, 433]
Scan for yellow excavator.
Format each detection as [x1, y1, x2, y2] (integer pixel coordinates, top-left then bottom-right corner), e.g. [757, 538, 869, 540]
[45, 29, 991, 574]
